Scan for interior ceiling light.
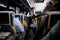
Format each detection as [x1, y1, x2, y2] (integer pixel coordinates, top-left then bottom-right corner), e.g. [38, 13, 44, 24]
[0, 4, 7, 8]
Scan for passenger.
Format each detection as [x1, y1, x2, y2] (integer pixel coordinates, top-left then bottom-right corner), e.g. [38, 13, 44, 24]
[13, 14, 25, 40]
[40, 20, 60, 40]
[24, 16, 32, 40]
[13, 15, 25, 32]
[7, 14, 25, 40]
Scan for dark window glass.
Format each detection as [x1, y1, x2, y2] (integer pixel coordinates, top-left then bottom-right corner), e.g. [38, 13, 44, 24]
[35, 0, 44, 3]
[0, 13, 9, 24]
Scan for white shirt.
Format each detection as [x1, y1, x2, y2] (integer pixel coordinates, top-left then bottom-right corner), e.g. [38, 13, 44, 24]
[13, 17, 25, 32]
